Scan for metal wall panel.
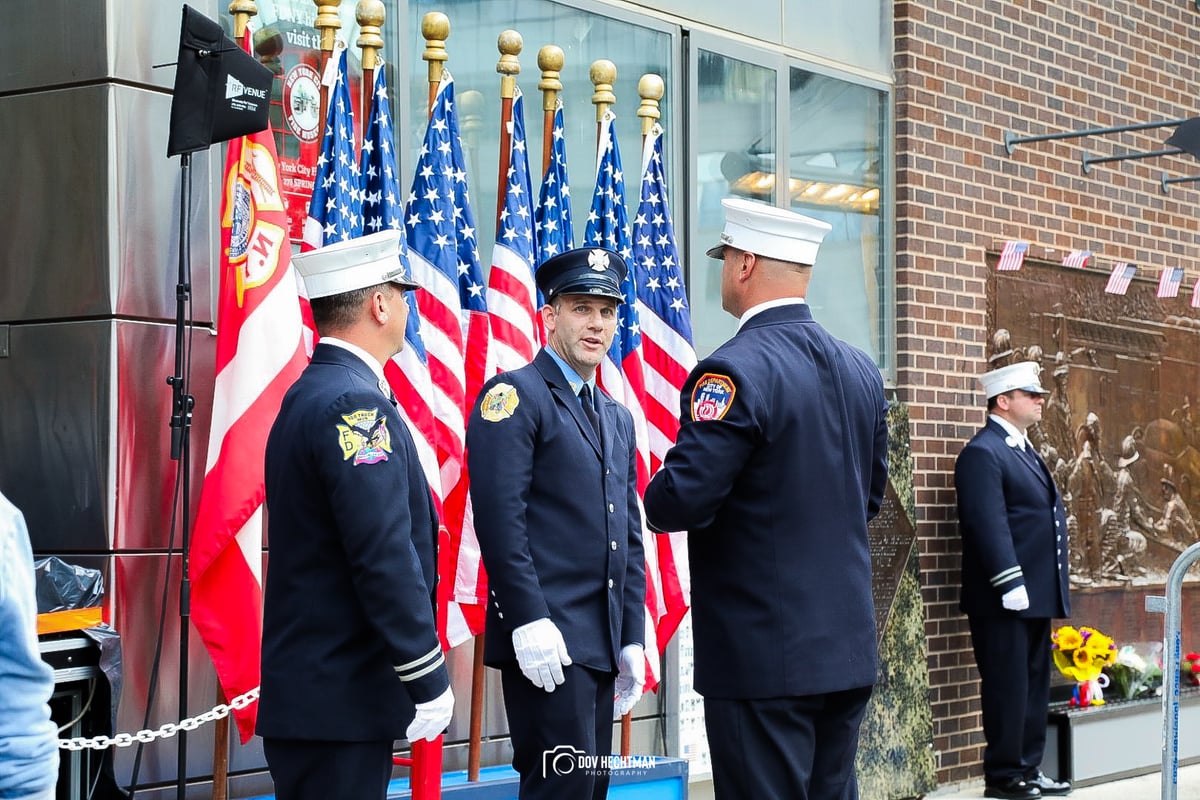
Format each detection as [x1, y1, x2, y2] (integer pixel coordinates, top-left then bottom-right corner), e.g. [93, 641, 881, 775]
[0, 85, 215, 324]
[0, 321, 114, 551]
[0, 1, 220, 93]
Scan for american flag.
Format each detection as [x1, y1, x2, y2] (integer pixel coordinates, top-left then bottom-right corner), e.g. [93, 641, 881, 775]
[1157, 266, 1184, 298]
[302, 47, 361, 249]
[486, 87, 539, 372]
[632, 122, 695, 663]
[189, 29, 310, 743]
[584, 109, 658, 689]
[535, 100, 575, 266]
[359, 65, 444, 523]
[405, 72, 489, 647]
[1061, 250, 1091, 268]
[1105, 262, 1137, 295]
[997, 240, 1028, 271]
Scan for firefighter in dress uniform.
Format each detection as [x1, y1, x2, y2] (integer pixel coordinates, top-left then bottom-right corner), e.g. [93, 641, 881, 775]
[258, 231, 454, 800]
[466, 247, 647, 800]
[643, 198, 890, 800]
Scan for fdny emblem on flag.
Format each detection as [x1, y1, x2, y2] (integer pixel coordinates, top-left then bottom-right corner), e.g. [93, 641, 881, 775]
[480, 383, 520, 422]
[336, 408, 392, 465]
[691, 373, 736, 421]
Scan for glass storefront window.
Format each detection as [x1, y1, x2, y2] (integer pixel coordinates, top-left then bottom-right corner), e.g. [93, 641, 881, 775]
[692, 49, 777, 357]
[787, 68, 888, 366]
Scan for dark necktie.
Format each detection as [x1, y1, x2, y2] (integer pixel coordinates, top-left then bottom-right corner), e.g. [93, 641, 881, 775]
[578, 384, 600, 437]
[1021, 442, 1043, 472]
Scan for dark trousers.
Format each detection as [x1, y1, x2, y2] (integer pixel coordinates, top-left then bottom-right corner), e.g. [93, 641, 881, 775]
[262, 738, 393, 800]
[500, 663, 616, 800]
[704, 686, 873, 800]
[967, 615, 1052, 782]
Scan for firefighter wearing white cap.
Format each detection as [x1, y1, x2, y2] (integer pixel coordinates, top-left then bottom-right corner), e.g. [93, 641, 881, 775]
[955, 360, 1071, 799]
[645, 198, 889, 800]
[258, 230, 453, 800]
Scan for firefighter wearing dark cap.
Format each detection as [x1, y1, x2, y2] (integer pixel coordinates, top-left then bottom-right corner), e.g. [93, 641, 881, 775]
[258, 230, 453, 800]
[467, 247, 646, 800]
[643, 198, 889, 800]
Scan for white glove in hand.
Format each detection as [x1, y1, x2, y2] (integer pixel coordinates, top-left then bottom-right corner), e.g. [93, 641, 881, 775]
[406, 685, 454, 742]
[1001, 585, 1030, 611]
[512, 618, 572, 692]
[614, 644, 646, 717]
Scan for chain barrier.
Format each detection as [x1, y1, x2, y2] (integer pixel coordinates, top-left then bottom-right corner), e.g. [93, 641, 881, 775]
[57, 688, 259, 751]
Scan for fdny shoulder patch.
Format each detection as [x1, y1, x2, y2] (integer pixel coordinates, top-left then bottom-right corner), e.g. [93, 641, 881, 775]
[480, 382, 520, 422]
[336, 407, 392, 465]
[691, 373, 736, 422]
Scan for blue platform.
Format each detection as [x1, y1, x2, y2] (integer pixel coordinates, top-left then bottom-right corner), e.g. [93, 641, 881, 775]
[249, 756, 688, 799]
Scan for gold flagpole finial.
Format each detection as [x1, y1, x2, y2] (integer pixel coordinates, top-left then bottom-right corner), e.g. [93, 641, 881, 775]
[228, 1, 258, 39]
[496, 30, 523, 100]
[537, 45, 564, 113]
[637, 74, 664, 136]
[313, 0, 343, 53]
[422, 12, 450, 84]
[460, 89, 484, 146]
[355, 0, 385, 73]
[590, 59, 616, 122]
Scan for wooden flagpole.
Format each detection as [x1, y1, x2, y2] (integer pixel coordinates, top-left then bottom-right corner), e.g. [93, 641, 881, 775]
[313, 0, 342, 138]
[355, 0, 384, 143]
[537, 47, 563, 174]
[588, 58, 636, 758]
[493, 31, 522, 222]
[422, 12, 449, 118]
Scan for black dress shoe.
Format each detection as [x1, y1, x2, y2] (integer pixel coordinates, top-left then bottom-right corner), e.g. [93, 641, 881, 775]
[1026, 772, 1071, 795]
[984, 777, 1041, 799]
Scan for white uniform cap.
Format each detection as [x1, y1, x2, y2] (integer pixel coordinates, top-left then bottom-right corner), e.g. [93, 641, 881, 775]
[978, 361, 1047, 399]
[293, 230, 420, 299]
[705, 197, 833, 264]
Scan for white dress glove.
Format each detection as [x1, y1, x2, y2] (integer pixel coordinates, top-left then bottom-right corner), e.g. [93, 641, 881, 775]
[1001, 585, 1030, 611]
[614, 643, 646, 717]
[512, 618, 572, 692]
[406, 685, 454, 742]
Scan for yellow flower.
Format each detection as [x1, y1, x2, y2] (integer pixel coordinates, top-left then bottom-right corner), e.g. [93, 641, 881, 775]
[1054, 626, 1083, 650]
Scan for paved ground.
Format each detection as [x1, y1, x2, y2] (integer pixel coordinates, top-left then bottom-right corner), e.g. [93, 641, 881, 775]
[928, 763, 1199, 799]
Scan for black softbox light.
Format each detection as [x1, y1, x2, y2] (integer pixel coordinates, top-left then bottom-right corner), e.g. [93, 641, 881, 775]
[167, 5, 273, 157]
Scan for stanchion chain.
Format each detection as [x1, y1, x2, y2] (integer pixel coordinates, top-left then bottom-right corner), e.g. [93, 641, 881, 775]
[57, 687, 259, 751]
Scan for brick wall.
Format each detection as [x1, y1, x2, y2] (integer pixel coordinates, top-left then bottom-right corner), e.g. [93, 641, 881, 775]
[894, 0, 1200, 784]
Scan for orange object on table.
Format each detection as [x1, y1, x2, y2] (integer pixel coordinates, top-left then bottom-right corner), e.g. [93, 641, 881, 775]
[36, 607, 103, 635]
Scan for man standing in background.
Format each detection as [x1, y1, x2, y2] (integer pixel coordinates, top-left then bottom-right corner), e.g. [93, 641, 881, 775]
[0, 490, 59, 800]
[644, 198, 889, 800]
[955, 361, 1071, 799]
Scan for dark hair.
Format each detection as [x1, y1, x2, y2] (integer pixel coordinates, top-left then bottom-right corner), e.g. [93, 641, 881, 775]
[310, 283, 393, 332]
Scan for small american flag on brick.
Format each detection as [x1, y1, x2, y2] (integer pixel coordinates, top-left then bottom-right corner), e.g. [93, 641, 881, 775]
[1157, 267, 1184, 298]
[1104, 263, 1137, 295]
[997, 241, 1028, 271]
[1061, 250, 1091, 268]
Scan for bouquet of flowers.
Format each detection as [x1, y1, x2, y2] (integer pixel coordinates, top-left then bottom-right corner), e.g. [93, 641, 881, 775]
[1052, 625, 1118, 706]
[1183, 652, 1200, 688]
[1102, 643, 1162, 701]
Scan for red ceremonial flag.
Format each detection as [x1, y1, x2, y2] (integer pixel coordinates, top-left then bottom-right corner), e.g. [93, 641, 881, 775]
[189, 31, 311, 743]
[1061, 250, 1091, 268]
[997, 240, 1028, 271]
[1105, 263, 1137, 295]
[1157, 266, 1184, 298]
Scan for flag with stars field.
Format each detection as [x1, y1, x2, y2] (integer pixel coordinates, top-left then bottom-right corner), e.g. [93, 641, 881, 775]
[302, 47, 361, 249]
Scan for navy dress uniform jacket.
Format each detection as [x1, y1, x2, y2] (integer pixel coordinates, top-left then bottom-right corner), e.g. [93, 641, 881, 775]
[643, 303, 889, 698]
[466, 349, 646, 672]
[258, 343, 449, 742]
[955, 419, 1071, 618]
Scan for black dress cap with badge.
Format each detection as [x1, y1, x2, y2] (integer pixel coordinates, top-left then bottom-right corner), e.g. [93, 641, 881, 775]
[705, 197, 832, 265]
[535, 247, 627, 303]
[293, 228, 420, 298]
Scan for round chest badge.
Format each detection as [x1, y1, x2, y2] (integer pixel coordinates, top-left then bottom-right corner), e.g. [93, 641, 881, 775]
[282, 63, 321, 144]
